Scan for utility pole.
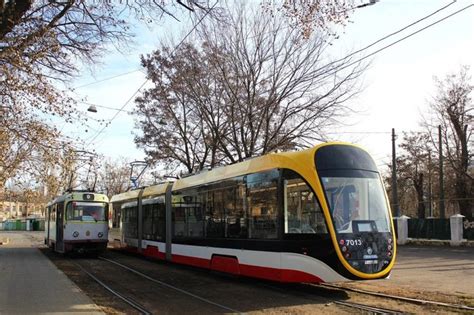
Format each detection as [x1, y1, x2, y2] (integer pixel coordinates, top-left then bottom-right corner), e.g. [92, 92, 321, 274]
[391, 128, 400, 217]
[438, 125, 445, 219]
[428, 150, 433, 217]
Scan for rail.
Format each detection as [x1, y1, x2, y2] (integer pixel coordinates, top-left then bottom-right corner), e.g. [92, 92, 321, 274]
[74, 262, 152, 315]
[99, 256, 243, 313]
[320, 283, 474, 311]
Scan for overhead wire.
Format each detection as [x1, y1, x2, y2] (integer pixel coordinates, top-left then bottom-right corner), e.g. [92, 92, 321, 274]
[86, 0, 220, 147]
[324, 3, 474, 78]
[79, 0, 455, 90]
[313, 0, 458, 72]
[73, 69, 143, 90]
[86, 1, 472, 149]
[76, 0, 457, 125]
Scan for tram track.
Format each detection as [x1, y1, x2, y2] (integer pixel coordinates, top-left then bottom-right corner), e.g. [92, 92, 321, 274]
[101, 252, 407, 314]
[98, 256, 243, 313]
[254, 281, 408, 314]
[74, 261, 152, 315]
[56, 249, 472, 314]
[333, 300, 403, 314]
[320, 283, 474, 312]
[97, 251, 471, 314]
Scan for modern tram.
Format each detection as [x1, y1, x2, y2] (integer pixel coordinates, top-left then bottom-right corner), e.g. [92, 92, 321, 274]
[45, 191, 109, 254]
[110, 143, 396, 283]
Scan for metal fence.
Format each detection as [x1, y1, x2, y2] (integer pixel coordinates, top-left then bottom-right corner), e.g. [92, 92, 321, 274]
[464, 219, 474, 240]
[407, 218, 451, 240]
[0, 219, 45, 231]
[395, 217, 474, 241]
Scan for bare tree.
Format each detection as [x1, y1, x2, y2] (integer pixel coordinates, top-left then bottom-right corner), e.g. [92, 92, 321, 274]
[1, 0, 215, 190]
[0, 117, 68, 189]
[394, 132, 433, 218]
[424, 66, 473, 219]
[135, 43, 228, 173]
[135, 3, 366, 173]
[96, 158, 132, 198]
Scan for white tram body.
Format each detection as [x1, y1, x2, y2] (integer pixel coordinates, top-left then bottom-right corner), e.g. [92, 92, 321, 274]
[45, 191, 109, 254]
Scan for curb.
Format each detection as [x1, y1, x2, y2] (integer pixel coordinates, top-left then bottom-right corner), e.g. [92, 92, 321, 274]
[401, 238, 474, 247]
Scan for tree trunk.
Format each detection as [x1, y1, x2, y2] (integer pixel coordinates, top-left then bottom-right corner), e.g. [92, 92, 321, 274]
[414, 173, 426, 218]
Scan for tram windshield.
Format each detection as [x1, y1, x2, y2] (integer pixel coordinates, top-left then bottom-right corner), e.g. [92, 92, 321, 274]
[321, 172, 391, 233]
[315, 145, 392, 234]
[66, 202, 107, 222]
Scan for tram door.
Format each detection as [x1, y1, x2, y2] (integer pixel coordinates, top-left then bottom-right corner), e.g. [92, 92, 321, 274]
[55, 202, 65, 252]
[46, 206, 51, 244]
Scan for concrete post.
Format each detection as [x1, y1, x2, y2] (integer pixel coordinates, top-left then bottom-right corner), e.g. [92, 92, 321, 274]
[450, 214, 465, 246]
[396, 215, 410, 245]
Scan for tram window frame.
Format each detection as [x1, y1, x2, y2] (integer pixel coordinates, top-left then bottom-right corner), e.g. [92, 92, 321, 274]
[122, 202, 138, 238]
[142, 197, 166, 241]
[247, 169, 280, 240]
[154, 201, 166, 240]
[224, 177, 247, 239]
[142, 203, 153, 240]
[172, 190, 204, 239]
[57, 202, 64, 221]
[282, 169, 328, 239]
[142, 200, 166, 241]
[51, 205, 56, 221]
[203, 187, 225, 239]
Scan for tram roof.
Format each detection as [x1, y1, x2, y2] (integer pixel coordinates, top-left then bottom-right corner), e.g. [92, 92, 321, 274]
[171, 145, 320, 191]
[109, 189, 141, 203]
[47, 191, 109, 206]
[109, 142, 366, 201]
[142, 183, 169, 198]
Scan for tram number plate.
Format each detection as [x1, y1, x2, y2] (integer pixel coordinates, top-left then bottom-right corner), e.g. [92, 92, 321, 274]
[345, 239, 362, 246]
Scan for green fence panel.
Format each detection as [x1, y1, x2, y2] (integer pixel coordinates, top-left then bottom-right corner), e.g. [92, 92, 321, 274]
[408, 218, 450, 240]
[464, 219, 474, 240]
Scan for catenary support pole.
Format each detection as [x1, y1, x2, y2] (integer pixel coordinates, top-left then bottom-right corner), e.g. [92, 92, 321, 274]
[438, 125, 445, 219]
[391, 128, 400, 217]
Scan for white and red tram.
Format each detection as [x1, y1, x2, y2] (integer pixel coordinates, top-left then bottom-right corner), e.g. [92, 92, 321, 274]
[45, 191, 109, 254]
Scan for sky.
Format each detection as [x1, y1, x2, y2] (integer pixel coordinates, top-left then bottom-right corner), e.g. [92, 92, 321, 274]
[66, 0, 474, 174]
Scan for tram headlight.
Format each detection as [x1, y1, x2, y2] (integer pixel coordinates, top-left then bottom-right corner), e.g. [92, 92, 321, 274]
[388, 238, 393, 244]
[339, 239, 345, 245]
[388, 245, 392, 250]
[387, 251, 392, 257]
[341, 246, 348, 252]
[98, 232, 104, 238]
[344, 252, 351, 259]
[73, 231, 79, 238]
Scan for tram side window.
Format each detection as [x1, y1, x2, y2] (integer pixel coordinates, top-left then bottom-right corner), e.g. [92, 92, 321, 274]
[57, 202, 64, 223]
[283, 170, 327, 235]
[205, 188, 225, 238]
[142, 199, 166, 241]
[224, 178, 247, 239]
[51, 206, 56, 221]
[153, 202, 166, 240]
[122, 204, 138, 238]
[172, 191, 204, 238]
[142, 203, 153, 240]
[247, 170, 279, 239]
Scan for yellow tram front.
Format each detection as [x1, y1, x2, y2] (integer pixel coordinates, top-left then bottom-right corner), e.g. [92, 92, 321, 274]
[314, 144, 396, 279]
